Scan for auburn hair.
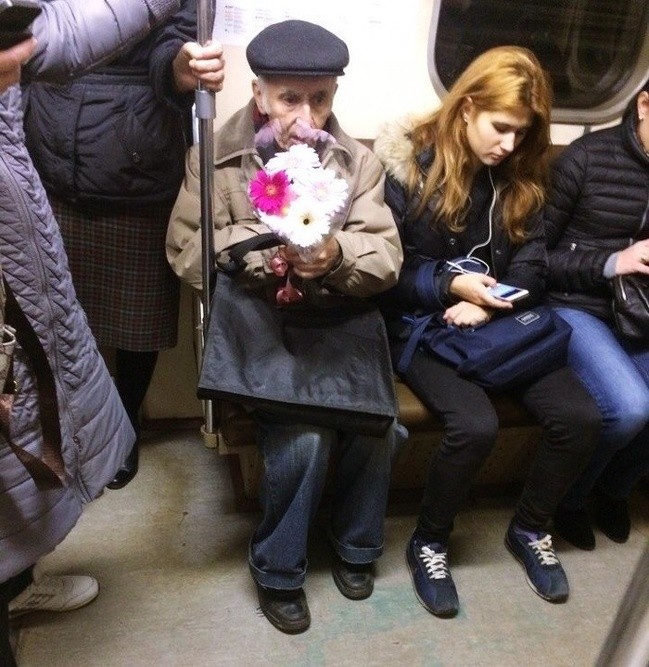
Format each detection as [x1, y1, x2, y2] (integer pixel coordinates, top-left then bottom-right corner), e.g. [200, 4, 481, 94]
[407, 46, 552, 242]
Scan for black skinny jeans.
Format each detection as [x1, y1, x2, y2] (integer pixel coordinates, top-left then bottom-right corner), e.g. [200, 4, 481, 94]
[396, 344, 601, 542]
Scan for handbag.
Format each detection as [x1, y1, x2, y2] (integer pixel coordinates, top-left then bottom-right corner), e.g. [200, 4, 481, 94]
[197, 238, 398, 437]
[397, 306, 572, 391]
[611, 274, 649, 340]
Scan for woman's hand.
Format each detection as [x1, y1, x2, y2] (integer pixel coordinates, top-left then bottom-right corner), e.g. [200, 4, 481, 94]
[172, 40, 225, 94]
[448, 272, 514, 310]
[615, 239, 649, 276]
[443, 302, 494, 328]
[0, 37, 36, 93]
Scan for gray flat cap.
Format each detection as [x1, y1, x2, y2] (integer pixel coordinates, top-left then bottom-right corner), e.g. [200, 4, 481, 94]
[246, 20, 349, 77]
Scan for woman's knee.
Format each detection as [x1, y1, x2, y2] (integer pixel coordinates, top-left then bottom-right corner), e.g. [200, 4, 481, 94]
[441, 408, 499, 458]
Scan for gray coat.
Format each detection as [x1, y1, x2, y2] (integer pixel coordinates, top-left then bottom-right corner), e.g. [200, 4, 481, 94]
[0, 0, 181, 583]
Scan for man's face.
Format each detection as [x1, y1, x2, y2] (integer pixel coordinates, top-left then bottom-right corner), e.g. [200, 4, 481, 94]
[252, 75, 338, 149]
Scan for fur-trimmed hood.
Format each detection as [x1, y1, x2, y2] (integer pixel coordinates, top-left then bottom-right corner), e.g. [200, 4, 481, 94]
[373, 114, 425, 187]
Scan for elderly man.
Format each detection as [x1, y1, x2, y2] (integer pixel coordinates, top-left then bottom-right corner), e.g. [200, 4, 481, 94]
[167, 20, 404, 633]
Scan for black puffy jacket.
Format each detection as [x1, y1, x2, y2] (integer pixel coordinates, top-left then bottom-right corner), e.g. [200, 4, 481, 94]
[22, 0, 196, 207]
[544, 112, 649, 320]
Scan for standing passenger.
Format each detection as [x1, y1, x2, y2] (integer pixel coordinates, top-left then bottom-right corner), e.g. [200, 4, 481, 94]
[167, 20, 404, 634]
[0, 0, 186, 663]
[23, 0, 225, 489]
[545, 80, 649, 551]
[374, 46, 600, 616]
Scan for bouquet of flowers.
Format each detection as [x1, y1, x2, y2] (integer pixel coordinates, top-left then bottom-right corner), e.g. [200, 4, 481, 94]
[248, 142, 349, 303]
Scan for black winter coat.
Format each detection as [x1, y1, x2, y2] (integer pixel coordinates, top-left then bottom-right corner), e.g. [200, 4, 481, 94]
[375, 133, 548, 341]
[22, 0, 196, 206]
[544, 112, 649, 321]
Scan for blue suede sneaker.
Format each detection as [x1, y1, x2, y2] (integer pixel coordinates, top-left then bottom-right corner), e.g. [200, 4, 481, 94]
[505, 521, 569, 603]
[406, 533, 459, 617]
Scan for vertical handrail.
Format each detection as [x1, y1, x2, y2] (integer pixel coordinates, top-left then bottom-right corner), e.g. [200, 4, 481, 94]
[195, 0, 216, 434]
[595, 540, 649, 666]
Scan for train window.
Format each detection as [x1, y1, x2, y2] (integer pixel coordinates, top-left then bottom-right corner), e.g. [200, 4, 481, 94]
[429, 0, 649, 124]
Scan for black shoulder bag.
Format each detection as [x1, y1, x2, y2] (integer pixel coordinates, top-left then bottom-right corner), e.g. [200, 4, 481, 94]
[197, 235, 398, 437]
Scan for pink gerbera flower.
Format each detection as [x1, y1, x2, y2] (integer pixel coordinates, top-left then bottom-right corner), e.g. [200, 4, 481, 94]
[249, 170, 292, 215]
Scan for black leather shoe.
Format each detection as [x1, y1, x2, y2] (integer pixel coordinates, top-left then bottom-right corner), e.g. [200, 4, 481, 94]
[594, 490, 630, 543]
[331, 555, 374, 600]
[554, 506, 595, 551]
[256, 583, 310, 634]
[106, 442, 139, 490]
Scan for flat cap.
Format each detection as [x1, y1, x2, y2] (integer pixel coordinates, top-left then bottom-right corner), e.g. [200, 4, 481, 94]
[246, 20, 349, 77]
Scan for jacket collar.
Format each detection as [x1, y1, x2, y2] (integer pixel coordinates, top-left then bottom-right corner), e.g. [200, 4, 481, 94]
[622, 110, 649, 169]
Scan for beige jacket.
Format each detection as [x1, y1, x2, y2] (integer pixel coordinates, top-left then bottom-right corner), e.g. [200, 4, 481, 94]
[166, 99, 402, 298]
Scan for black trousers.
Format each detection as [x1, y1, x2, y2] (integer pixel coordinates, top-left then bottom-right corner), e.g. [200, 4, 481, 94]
[0, 568, 33, 667]
[396, 344, 601, 542]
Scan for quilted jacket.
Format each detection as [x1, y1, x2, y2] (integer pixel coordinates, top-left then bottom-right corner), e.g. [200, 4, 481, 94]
[24, 0, 196, 206]
[543, 111, 649, 320]
[0, 0, 181, 583]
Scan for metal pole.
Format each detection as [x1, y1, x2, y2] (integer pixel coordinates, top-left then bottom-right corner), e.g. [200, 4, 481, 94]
[196, 0, 216, 434]
[596, 540, 649, 667]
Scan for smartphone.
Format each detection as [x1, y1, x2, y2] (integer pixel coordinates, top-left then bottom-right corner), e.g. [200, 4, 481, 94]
[0, 0, 42, 50]
[488, 283, 530, 302]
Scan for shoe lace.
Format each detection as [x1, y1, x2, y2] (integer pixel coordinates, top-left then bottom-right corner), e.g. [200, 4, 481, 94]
[528, 534, 560, 566]
[419, 545, 450, 580]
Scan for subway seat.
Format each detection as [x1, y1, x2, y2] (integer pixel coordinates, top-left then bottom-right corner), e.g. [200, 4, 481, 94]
[216, 378, 543, 509]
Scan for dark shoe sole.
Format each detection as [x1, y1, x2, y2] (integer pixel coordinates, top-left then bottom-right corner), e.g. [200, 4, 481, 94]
[256, 585, 310, 634]
[405, 550, 458, 618]
[331, 566, 373, 601]
[504, 535, 568, 604]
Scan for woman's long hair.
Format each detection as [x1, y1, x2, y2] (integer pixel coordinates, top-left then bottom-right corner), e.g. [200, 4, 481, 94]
[408, 46, 552, 242]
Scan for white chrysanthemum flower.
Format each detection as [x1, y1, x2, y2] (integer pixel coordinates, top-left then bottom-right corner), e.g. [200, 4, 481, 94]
[266, 144, 321, 176]
[270, 197, 331, 249]
[293, 167, 349, 216]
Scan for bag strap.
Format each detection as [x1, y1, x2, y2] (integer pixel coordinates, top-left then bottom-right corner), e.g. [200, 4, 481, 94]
[216, 233, 281, 274]
[0, 278, 65, 490]
[396, 313, 434, 375]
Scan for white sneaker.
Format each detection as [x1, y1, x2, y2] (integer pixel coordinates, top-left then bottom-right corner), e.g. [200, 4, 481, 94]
[9, 575, 99, 618]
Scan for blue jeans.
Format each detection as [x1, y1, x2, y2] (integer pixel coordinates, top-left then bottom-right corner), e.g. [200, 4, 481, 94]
[555, 307, 649, 508]
[249, 417, 406, 590]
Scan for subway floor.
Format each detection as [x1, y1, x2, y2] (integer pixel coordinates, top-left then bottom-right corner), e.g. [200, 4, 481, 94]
[10, 426, 649, 666]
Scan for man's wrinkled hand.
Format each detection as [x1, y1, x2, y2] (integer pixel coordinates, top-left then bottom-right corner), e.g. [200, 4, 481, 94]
[279, 236, 341, 280]
[173, 40, 225, 94]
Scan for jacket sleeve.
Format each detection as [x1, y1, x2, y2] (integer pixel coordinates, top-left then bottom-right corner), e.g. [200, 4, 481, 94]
[166, 144, 277, 291]
[379, 174, 451, 313]
[544, 143, 610, 292]
[320, 149, 403, 298]
[148, 0, 196, 109]
[22, 0, 181, 83]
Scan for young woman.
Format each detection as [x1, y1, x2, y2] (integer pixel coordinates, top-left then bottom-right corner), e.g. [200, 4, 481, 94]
[374, 46, 601, 616]
[544, 81, 649, 551]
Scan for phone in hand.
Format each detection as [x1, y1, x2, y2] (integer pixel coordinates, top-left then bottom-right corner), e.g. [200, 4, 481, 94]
[0, 0, 42, 50]
[488, 283, 530, 302]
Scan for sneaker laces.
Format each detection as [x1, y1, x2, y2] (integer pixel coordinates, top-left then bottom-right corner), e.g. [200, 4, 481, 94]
[419, 545, 450, 580]
[528, 533, 560, 566]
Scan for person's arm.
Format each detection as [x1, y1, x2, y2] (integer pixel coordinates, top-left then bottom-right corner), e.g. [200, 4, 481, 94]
[149, 0, 225, 106]
[21, 0, 181, 83]
[544, 143, 612, 292]
[0, 37, 35, 92]
[316, 149, 402, 298]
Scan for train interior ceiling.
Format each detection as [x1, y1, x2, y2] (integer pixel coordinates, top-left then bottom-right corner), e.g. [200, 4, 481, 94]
[12, 1, 649, 665]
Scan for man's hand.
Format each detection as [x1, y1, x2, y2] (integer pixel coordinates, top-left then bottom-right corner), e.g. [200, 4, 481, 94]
[279, 236, 342, 280]
[0, 37, 36, 93]
[172, 40, 225, 94]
